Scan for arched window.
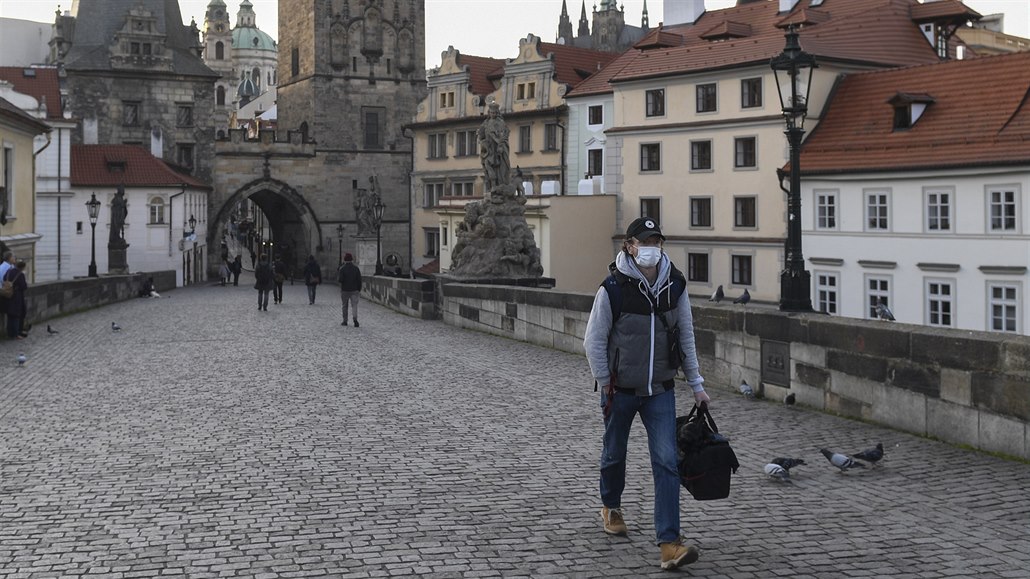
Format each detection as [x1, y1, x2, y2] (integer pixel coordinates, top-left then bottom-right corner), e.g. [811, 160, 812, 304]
[252, 67, 261, 89]
[215, 41, 224, 60]
[216, 86, 226, 106]
[149, 196, 165, 224]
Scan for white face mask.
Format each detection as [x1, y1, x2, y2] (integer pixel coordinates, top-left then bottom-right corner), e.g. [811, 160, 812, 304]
[634, 246, 662, 268]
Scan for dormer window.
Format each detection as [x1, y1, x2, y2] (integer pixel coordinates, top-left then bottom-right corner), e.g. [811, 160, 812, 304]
[888, 92, 934, 131]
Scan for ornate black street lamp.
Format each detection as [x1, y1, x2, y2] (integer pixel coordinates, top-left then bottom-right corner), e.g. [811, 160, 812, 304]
[188, 214, 197, 235]
[771, 24, 817, 312]
[86, 193, 101, 277]
[336, 223, 344, 264]
[372, 197, 385, 275]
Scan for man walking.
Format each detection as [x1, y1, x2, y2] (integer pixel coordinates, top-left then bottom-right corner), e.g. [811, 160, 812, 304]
[338, 253, 362, 326]
[583, 217, 710, 570]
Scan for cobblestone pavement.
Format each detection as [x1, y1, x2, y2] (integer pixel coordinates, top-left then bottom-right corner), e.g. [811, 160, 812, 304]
[1, 278, 1029, 578]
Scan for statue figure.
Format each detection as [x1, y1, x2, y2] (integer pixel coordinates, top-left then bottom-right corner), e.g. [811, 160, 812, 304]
[109, 185, 128, 244]
[478, 102, 510, 192]
[354, 187, 374, 235]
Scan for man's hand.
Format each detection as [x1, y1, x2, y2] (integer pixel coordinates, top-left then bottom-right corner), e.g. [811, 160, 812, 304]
[693, 389, 711, 406]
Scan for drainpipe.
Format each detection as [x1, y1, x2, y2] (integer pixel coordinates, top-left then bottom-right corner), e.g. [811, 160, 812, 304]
[404, 127, 415, 276]
[169, 182, 187, 258]
[33, 131, 52, 281]
[556, 108, 566, 195]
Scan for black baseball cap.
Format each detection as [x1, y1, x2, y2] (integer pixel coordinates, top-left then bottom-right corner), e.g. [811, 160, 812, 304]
[625, 217, 665, 241]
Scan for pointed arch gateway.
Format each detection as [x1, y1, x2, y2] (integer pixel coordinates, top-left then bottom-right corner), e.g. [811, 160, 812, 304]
[211, 177, 324, 274]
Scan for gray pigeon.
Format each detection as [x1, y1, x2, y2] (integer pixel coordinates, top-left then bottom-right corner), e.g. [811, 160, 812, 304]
[16, 353, 27, 366]
[820, 448, 865, 472]
[46, 324, 58, 335]
[733, 288, 751, 305]
[709, 285, 724, 303]
[739, 380, 755, 400]
[111, 322, 122, 332]
[771, 457, 806, 471]
[764, 463, 792, 482]
[853, 442, 885, 465]
[784, 392, 796, 406]
[875, 300, 895, 321]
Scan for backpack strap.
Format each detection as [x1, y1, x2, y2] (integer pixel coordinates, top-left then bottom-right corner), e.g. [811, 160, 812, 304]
[601, 273, 623, 322]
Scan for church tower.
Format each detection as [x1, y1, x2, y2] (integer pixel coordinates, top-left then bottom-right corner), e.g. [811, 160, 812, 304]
[592, 0, 626, 53]
[203, 0, 233, 137]
[557, 0, 574, 45]
[578, 0, 590, 37]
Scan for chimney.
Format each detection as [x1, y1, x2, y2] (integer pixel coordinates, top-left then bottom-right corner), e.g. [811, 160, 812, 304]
[150, 126, 163, 158]
[664, 0, 705, 26]
[779, 0, 800, 13]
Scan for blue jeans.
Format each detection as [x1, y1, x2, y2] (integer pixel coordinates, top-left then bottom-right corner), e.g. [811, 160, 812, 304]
[600, 387, 680, 544]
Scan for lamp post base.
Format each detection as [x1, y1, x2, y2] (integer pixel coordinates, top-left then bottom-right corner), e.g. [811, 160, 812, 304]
[779, 267, 813, 312]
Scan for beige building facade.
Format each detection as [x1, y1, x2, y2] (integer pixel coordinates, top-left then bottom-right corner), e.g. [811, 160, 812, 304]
[0, 97, 48, 279]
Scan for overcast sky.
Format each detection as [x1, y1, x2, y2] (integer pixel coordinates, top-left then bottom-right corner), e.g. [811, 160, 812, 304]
[1, 0, 1026, 65]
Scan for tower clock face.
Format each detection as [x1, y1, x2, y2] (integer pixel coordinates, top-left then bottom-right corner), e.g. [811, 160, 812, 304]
[216, 24, 224, 32]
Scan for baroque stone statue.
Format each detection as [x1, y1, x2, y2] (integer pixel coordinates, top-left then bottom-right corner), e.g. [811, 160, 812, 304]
[109, 185, 128, 244]
[478, 102, 510, 192]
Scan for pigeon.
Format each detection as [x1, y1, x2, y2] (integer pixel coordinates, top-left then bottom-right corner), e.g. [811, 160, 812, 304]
[733, 288, 751, 305]
[111, 322, 122, 332]
[875, 300, 895, 321]
[853, 442, 885, 465]
[46, 324, 58, 336]
[771, 457, 806, 471]
[16, 353, 27, 366]
[784, 392, 796, 406]
[709, 285, 724, 303]
[764, 463, 792, 482]
[739, 380, 755, 400]
[820, 448, 865, 472]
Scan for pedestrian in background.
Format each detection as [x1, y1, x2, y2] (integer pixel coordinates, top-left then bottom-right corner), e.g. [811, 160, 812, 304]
[253, 254, 274, 311]
[218, 259, 231, 286]
[303, 255, 322, 305]
[272, 255, 287, 304]
[231, 255, 242, 287]
[0, 251, 14, 281]
[583, 217, 709, 571]
[5, 260, 29, 339]
[338, 253, 362, 327]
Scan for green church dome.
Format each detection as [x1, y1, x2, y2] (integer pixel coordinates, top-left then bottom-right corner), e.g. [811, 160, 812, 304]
[232, 26, 276, 52]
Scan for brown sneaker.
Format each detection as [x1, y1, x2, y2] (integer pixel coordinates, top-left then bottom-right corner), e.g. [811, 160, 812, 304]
[601, 507, 628, 536]
[659, 539, 699, 570]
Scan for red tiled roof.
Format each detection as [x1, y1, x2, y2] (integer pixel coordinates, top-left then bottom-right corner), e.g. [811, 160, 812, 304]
[0, 66, 63, 119]
[568, 0, 964, 98]
[455, 53, 505, 96]
[909, 0, 980, 22]
[537, 42, 618, 88]
[633, 27, 684, 50]
[797, 51, 1030, 174]
[699, 20, 752, 41]
[71, 145, 210, 189]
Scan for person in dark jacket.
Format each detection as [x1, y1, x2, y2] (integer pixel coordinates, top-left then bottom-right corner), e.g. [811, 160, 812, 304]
[5, 260, 29, 339]
[303, 255, 322, 305]
[272, 256, 287, 304]
[337, 252, 362, 326]
[253, 254, 275, 311]
[231, 255, 242, 286]
[583, 217, 709, 571]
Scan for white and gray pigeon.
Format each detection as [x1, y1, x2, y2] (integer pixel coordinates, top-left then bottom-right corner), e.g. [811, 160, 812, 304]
[111, 322, 122, 332]
[709, 285, 724, 303]
[733, 288, 751, 305]
[853, 442, 885, 465]
[764, 463, 792, 482]
[16, 353, 27, 366]
[771, 457, 806, 471]
[875, 300, 895, 321]
[820, 448, 865, 472]
[739, 380, 755, 400]
[784, 392, 796, 406]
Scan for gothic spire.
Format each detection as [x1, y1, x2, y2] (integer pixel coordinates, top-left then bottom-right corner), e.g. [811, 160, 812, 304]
[641, 0, 649, 28]
[578, 0, 590, 37]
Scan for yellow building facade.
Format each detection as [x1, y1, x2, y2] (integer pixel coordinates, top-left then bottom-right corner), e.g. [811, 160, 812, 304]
[0, 97, 49, 279]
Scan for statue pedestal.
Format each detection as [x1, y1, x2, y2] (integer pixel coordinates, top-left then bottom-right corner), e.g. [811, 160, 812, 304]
[355, 238, 378, 276]
[108, 241, 130, 275]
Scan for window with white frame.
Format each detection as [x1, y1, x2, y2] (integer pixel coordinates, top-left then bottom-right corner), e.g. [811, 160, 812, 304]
[731, 255, 753, 286]
[690, 197, 712, 228]
[696, 83, 717, 113]
[815, 272, 838, 314]
[866, 276, 891, 319]
[424, 228, 440, 258]
[926, 188, 952, 232]
[741, 77, 762, 108]
[816, 190, 837, 230]
[640, 198, 661, 224]
[423, 182, 444, 207]
[866, 190, 890, 231]
[451, 181, 475, 197]
[454, 131, 476, 157]
[438, 91, 455, 108]
[640, 143, 661, 172]
[926, 279, 954, 327]
[645, 88, 665, 117]
[544, 123, 559, 151]
[588, 105, 603, 125]
[587, 149, 603, 176]
[148, 196, 165, 224]
[428, 133, 447, 159]
[690, 140, 712, 171]
[441, 225, 448, 247]
[988, 186, 1019, 232]
[988, 282, 1019, 333]
[518, 125, 532, 153]
[734, 137, 756, 168]
[734, 196, 756, 228]
[688, 252, 709, 283]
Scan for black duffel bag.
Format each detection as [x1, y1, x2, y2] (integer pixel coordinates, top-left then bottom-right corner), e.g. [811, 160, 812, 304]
[676, 401, 739, 500]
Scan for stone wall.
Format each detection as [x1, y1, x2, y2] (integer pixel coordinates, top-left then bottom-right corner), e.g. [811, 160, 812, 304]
[362, 275, 437, 320]
[6, 271, 177, 328]
[363, 280, 1030, 460]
